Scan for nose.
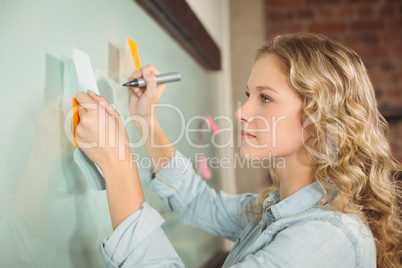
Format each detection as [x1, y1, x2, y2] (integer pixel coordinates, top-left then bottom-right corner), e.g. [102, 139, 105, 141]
[235, 99, 252, 123]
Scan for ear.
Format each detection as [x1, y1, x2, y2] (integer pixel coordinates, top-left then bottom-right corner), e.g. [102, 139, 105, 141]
[302, 124, 317, 144]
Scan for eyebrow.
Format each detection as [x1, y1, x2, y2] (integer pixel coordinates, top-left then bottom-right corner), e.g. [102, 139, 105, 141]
[246, 85, 279, 94]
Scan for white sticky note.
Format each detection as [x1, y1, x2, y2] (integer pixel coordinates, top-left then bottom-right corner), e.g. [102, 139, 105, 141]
[72, 47, 100, 94]
[72, 47, 105, 190]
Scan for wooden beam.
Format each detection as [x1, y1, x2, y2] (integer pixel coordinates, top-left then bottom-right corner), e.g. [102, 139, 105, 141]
[134, 0, 221, 70]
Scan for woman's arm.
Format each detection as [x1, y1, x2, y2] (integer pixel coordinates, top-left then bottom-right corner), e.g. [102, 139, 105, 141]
[75, 91, 184, 267]
[148, 149, 257, 241]
[99, 151, 144, 230]
[128, 65, 175, 174]
[135, 119, 176, 174]
[74, 91, 144, 230]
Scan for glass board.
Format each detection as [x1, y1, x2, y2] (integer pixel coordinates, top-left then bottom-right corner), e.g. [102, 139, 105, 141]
[0, 0, 222, 267]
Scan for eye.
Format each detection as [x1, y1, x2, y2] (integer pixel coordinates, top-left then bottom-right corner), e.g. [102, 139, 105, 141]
[245, 91, 250, 98]
[261, 94, 272, 103]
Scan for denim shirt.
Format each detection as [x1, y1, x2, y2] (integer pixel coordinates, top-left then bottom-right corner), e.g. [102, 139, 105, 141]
[99, 150, 376, 267]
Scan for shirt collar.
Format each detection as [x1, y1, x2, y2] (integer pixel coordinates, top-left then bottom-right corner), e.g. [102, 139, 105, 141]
[264, 181, 327, 221]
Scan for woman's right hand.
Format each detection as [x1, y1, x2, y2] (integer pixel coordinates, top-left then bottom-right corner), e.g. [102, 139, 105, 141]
[128, 65, 166, 123]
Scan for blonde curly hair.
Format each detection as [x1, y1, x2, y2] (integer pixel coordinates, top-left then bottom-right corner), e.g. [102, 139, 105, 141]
[254, 33, 402, 267]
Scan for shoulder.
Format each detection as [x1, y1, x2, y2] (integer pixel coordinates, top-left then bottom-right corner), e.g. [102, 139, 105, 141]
[312, 208, 375, 254]
[335, 211, 376, 266]
[277, 208, 376, 267]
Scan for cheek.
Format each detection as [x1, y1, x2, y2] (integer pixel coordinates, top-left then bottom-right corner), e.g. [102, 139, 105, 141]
[272, 112, 304, 152]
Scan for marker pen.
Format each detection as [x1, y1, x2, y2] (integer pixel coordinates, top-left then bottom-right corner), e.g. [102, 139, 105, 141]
[122, 72, 181, 87]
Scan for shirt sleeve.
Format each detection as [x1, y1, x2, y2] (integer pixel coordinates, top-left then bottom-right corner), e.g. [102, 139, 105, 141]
[148, 150, 258, 242]
[229, 221, 357, 268]
[99, 201, 184, 268]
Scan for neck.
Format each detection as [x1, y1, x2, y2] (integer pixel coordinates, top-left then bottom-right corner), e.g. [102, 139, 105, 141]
[274, 149, 315, 201]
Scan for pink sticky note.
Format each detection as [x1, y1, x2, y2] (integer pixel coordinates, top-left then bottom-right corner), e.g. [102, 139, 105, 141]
[206, 116, 221, 135]
[199, 155, 212, 179]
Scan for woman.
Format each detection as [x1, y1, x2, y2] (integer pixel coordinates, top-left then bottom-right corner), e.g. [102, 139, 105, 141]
[74, 33, 402, 267]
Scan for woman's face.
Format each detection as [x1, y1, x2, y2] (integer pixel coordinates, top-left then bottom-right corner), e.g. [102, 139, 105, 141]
[235, 54, 306, 161]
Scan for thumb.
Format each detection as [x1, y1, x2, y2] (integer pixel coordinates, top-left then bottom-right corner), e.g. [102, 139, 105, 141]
[142, 68, 158, 97]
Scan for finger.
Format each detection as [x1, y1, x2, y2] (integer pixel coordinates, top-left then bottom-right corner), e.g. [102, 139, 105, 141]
[129, 66, 160, 80]
[76, 103, 88, 118]
[75, 91, 96, 106]
[75, 91, 98, 115]
[142, 66, 158, 96]
[128, 69, 145, 96]
[87, 90, 110, 107]
[130, 86, 145, 98]
[129, 69, 144, 81]
[87, 90, 120, 118]
[126, 70, 143, 99]
[142, 64, 161, 76]
[128, 86, 145, 98]
[129, 65, 160, 88]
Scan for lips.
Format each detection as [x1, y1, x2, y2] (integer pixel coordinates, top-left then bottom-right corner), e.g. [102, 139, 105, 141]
[241, 130, 256, 140]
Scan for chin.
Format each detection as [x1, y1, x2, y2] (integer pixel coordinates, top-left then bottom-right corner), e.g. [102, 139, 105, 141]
[240, 146, 274, 162]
